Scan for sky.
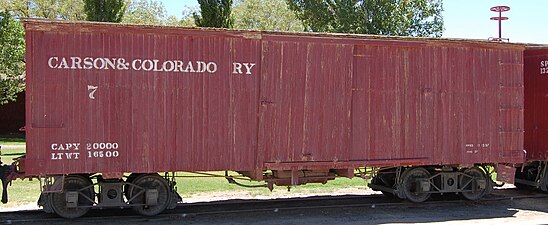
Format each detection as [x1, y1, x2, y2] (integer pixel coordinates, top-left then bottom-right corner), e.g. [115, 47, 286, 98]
[159, 0, 548, 44]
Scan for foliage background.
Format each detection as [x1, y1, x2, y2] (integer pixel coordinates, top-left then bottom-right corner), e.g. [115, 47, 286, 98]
[0, 10, 24, 105]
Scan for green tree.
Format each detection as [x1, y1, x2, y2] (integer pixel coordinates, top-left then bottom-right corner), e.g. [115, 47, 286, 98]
[287, 0, 444, 37]
[0, 0, 86, 20]
[194, 0, 233, 28]
[122, 0, 175, 25]
[232, 0, 303, 31]
[174, 5, 198, 27]
[0, 11, 25, 105]
[84, 0, 125, 22]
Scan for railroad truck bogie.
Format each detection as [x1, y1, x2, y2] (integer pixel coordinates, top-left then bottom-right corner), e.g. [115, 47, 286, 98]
[369, 166, 492, 202]
[38, 173, 181, 218]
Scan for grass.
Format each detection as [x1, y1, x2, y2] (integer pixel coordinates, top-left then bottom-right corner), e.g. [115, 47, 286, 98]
[0, 145, 25, 164]
[0, 137, 26, 146]
[0, 136, 27, 164]
[1, 179, 41, 209]
[1, 139, 34, 209]
[175, 172, 369, 198]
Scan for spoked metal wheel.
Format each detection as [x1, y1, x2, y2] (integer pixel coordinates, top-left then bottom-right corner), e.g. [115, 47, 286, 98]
[50, 175, 95, 218]
[401, 167, 431, 203]
[127, 173, 171, 216]
[459, 167, 488, 200]
[124, 173, 143, 200]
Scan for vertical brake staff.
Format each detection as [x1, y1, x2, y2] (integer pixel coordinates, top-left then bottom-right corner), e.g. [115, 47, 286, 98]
[489, 5, 510, 42]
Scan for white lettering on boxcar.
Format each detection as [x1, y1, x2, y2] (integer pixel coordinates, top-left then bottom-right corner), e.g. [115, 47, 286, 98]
[87, 142, 120, 159]
[70, 57, 82, 69]
[48, 57, 58, 68]
[87, 85, 98, 99]
[50, 142, 81, 160]
[541, 60, 548, 75]
[50, 142, 120, 160]
[464, 143, 489, 154]
[58, 57, 69, 68]
[48, 56, 129, 70]
[464, 143, 490, 148]
[51, 152, 80, 160]
[48, 56, 223, 74]
[51, 143, 81, 151]
[233, 62, 255, 75]
[131, 60, 217, 73]
[47, 56, 252, 76]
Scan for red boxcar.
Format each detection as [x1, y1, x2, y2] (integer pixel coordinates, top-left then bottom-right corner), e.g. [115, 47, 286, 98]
[24, 20, 525, 175]
[2, 19, 531, 218]
[517, 46, 548, 191]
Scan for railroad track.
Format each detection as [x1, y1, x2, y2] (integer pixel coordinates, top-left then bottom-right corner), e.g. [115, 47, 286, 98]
[1, 188, 547, 224]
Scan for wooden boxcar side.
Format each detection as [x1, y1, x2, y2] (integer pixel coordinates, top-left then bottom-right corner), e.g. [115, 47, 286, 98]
[24, 20, 525, 177]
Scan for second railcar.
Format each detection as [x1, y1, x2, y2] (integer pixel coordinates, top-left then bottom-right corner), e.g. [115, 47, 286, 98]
[517, 46, 548, 191]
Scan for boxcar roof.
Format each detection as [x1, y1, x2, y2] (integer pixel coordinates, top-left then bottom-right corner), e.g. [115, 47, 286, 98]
[23, 18, 526, 50]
